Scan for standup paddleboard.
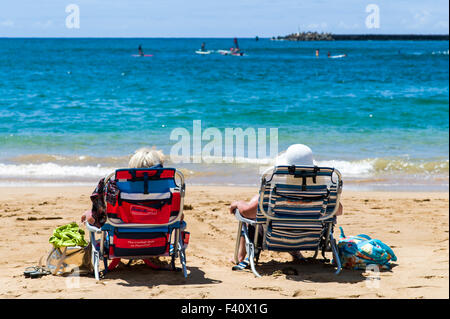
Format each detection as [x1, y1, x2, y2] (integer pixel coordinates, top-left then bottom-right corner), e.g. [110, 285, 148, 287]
[329, 54, 346, 59]
[195, 50, 211, 55]
[132, 54, 153, 57]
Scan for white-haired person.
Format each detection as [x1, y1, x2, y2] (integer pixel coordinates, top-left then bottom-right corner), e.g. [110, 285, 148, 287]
[81, 147, 165, 227]
[81, 147, 177, 270]
[229, 144, 343, 265]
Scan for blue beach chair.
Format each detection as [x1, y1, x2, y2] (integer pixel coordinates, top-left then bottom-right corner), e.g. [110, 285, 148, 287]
[234, 165, 343, 277]
[85, 167, 189, 279]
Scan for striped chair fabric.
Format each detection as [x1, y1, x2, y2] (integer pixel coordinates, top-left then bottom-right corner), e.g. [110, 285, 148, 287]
[256, 166, 338, 251]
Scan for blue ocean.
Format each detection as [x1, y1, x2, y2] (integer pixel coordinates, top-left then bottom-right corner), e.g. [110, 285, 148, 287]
[0, 38, 448, 190]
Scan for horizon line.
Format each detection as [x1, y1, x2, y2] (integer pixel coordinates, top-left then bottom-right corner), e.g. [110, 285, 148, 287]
[0, 33, 449, 39]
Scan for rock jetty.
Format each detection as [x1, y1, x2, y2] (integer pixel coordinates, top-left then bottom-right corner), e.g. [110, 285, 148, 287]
[272, 32, 449, 41]
[272, 32, 333, 41]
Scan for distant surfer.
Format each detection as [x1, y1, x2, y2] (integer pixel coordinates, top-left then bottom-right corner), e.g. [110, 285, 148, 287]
[255, 36, 259, 41]
[138, 45, 144, 57]
[316, 49, 319, 57]
[328, 52, 347, 59]
[327, 51, 331, 58]
[231, 37, 242, 55]
[196, 43, 211, 55]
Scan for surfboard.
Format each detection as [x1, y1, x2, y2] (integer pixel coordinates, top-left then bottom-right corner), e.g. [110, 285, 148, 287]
[218, 50, 245, 56]
[329, 54, 346, 59]
[132, 54, 153, 57]
[218, 50, 231, 55]
[195, 50, 211, 55]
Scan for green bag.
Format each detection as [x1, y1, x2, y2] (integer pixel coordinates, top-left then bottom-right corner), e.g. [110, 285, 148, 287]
[47, 222, 92, 276]
[49, 222, 88, 248]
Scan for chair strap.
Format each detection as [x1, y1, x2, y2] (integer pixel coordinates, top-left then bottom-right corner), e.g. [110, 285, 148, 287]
[143, 172, 149, 194]
[273, 187, 329, 201]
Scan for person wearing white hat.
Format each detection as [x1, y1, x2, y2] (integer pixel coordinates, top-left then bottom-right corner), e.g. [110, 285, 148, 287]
[275, 144, 331, 186]
[229, 144, 343, 264]
[274, 143, 315, 167]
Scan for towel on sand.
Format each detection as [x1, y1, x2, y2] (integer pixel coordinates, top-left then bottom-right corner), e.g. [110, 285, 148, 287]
[337, 227, 397, 270]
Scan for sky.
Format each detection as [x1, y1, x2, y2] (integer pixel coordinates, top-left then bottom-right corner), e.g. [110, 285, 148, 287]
[0, 0, 448, 37]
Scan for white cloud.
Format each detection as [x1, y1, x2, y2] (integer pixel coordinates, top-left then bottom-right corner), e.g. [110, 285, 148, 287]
[337, 21, 360, 30]
[34, 20, 53, 29]
[413, 9, 431, 25]
[434, 20, 449, 29]
[0, 20, 14, 27]
[403, 8, 448, 31]
[299, 22, 328, 31]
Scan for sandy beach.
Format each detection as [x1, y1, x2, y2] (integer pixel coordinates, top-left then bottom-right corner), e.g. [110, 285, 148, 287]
[0, 185, 448, 299]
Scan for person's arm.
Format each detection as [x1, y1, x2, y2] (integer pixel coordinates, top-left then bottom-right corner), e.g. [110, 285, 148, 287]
[81, 178, 107, 227]
[229, 194, 259, 219]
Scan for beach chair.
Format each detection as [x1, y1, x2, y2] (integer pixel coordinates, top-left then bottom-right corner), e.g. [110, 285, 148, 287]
[85, 167, 189, 279]
[234, 165, 343, 277]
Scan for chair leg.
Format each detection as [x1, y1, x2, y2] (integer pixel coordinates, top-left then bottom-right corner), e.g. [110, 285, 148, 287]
[178, 238, 188, 278]
[234, 221, 243, 264]
[103, 257, 108, 276]
[247, 242, 261, 278]
[234, 222, 261, 277]
[89, 230, 103, 280]
[171, 254, 177, 271]
[92, 246, 100, 280]
[330, 234, 342, 275]
[241, 224, 261, 278]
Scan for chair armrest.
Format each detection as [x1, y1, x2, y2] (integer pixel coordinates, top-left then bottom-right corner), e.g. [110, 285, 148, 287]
[234, 209, 257, 225]
[84, 221, 102, 234]
[319, 168, 343, 221]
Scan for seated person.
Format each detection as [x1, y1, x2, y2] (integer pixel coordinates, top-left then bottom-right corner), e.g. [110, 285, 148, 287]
[229, 144, 343, 263]
[81, 147, 179, 270]
[81, 147, 166, 226]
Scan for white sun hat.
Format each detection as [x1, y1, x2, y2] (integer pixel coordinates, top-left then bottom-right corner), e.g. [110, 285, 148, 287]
[275, 144, 315, 167]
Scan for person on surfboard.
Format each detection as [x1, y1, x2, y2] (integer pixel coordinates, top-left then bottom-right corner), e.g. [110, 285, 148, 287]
[231, 37, 242, 55]
[138, 45, 144, 57]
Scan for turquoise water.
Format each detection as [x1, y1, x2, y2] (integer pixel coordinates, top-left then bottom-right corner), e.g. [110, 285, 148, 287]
[0, 38, 448, 189]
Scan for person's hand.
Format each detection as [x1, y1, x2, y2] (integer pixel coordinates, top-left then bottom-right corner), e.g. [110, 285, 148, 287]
[229, 201, 238, 215]
[81, 210, 95, 224]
